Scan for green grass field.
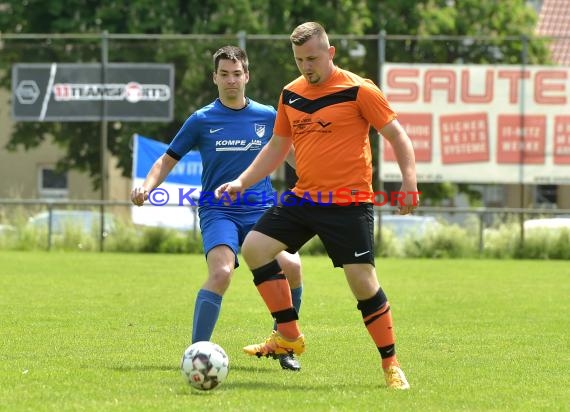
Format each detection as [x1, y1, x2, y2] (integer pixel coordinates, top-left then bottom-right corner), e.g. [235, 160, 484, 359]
[1, 251, 568, 411]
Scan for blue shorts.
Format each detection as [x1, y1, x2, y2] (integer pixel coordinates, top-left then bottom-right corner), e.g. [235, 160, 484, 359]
[198, 206, 267, 268]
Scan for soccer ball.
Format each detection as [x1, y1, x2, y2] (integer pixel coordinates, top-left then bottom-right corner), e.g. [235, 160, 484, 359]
[180, 341, 229, 391]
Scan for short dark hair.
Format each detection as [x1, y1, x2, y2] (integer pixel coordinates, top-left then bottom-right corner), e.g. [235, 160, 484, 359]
[290, 21, 329, 48]
[213, 45, 249, 73]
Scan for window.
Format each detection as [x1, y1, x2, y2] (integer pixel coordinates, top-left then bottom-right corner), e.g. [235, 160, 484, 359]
[39, 167, 68, 198]
[534, 184, 557, 208]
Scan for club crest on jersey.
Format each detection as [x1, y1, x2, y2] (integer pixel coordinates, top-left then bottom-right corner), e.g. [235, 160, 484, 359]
[255, 123, 266, 138]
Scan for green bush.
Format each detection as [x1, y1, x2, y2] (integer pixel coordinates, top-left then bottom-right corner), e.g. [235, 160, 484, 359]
[57, 225, 98, 251]
[482, 221, 570, 260]
[139, 226, 179, 253]
[135, 226, 203, 254]
[1, 210, 568, 259]
[104, 221, 142, 253]
[299, 236, 326, 256]
[376, 228, 407, 258]
[185, 231, 204, 254]
[13, 226, 50, 251]
[404, 224, 478, 258]
[518, 228, 570, 260]
[482, 222, 520, 259]
[550, 229, 570, 259]
[156, 230, 202, 254]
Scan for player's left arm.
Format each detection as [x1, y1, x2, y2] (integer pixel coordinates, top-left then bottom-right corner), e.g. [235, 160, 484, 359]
[380, 120, 420, 214]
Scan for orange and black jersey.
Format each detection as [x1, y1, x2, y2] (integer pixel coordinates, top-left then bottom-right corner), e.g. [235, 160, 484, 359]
[274, 67, 396, 204]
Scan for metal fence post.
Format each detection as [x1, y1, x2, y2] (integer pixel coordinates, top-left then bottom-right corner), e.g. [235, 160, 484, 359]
[238, 31, 246, 51]
[47, 203, 53, 251]
[99, 31, 109, 252]
[478, 210, 485, 255]
[518, 34, 529, 250]
[376, 30, 387, 248]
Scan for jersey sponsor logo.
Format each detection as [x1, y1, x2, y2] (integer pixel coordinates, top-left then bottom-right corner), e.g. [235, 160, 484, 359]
[288, 97, 301, 104]
[292, 117, 333, 134]
[209, 127, 224, 134]
[215, 139, 262, 151]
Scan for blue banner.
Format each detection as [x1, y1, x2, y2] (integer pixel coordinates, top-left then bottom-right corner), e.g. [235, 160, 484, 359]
[133, 134, 202, 186]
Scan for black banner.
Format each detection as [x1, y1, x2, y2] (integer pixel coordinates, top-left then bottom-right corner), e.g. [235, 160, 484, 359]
[12, 63, 174, 121]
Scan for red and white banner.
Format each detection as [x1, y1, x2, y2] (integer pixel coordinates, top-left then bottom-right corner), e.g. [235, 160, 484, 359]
[381, 63, 570, 184]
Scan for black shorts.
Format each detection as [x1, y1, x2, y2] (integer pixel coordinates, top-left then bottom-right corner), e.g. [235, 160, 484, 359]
[252, 195, 375, 268]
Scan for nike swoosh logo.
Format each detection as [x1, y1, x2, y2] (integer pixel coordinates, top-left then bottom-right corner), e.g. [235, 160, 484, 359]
[354, 251, 370, 257]
[209, 128, 223, 134]
[288, 97, 301, 104]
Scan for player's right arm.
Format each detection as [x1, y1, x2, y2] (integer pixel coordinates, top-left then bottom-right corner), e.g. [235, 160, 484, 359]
[215, 134, 292, 200]
[131, 153, 179, 206]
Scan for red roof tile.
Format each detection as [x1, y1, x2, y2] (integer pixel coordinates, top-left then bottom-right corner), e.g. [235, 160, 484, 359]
[536, 0, 570, 65]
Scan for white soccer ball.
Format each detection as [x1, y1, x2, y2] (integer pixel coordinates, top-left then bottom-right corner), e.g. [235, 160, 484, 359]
[180, 341, 229, 391]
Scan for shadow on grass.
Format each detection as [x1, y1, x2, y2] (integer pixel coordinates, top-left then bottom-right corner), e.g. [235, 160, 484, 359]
[102, 363, 283, 374]
[177, 381, 336, 395]
[225, 381, 323, 391]
[104, 364, 175, 372]
[227, 364, 280, 373]
[103, 363, 286, 372]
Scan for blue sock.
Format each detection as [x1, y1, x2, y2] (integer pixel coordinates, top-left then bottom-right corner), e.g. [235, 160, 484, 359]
[273, 285, 303, 331]
[192, 289, 222, 343]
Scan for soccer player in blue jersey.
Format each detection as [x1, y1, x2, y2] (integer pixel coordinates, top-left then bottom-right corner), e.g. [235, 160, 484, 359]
[130, 45, 303, 371]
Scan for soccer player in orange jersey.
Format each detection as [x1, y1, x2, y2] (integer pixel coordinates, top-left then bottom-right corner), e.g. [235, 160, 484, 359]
[215, 22, 418, 389]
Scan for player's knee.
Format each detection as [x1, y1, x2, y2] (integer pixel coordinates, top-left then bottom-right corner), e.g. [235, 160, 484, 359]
[279, 256, 302, 285]
[285, 271, 302, 288]
[242, 231, 281, 267]
[208, 265, 233, 289]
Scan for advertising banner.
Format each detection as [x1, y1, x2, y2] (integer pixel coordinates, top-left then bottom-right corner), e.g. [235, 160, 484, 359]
[381, 63, 570, 184]
[131, 134, 202, 230]
[12, 63, 174, 121]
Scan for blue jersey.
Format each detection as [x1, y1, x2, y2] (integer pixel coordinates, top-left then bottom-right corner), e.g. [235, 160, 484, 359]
[167, 98, 276, 209]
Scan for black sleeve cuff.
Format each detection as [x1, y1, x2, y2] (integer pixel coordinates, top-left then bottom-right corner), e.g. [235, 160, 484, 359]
[166, 148, 182, 161]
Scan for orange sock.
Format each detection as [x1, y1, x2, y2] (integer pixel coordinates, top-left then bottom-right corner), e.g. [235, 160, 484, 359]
[252, 261, 301, 340]
[363, 302, 399, 368]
